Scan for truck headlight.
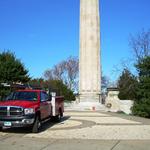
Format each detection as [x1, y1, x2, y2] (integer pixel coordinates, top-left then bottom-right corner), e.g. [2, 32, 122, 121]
[24, 108, 35, 115]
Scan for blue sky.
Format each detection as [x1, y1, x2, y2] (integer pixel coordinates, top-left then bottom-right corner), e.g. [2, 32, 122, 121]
[0, 0, 150, 81]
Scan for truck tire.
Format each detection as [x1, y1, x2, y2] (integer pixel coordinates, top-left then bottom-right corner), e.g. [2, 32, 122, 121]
[32, 116, 41, 133]
[0, 127, 2, 131]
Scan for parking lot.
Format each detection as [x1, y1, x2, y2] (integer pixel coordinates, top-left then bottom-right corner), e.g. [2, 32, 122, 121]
[0, 111, 150, 150]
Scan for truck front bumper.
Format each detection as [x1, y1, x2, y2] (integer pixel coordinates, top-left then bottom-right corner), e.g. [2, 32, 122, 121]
[0, 115, 35, 128]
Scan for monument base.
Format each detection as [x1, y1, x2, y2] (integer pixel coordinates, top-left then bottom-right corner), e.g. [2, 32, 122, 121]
[79, 93, 101, 103]
[65, 101, 105, 111]
[65, 93, 105, 111]
[76, 102, 105, 111]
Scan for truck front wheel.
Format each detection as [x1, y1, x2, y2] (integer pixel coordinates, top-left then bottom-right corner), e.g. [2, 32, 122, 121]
[0, 127, 2, 131]
[32, 116, 41, 133]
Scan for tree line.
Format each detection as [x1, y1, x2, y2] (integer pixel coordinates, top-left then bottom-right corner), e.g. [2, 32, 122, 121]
[0, 51, 77, 101]
[0, 51, 108, 101]
[117, 29, 150, 118]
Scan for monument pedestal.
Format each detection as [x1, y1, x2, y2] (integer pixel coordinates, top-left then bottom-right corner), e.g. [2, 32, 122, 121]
[76, 93, 103, 111]
[77, 102, 104, 111]
[79, 93, 101, 103]
[68, 93, 104, 111]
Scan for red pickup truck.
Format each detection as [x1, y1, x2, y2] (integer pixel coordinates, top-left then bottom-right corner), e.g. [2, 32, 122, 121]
[0, 89, 64, 133]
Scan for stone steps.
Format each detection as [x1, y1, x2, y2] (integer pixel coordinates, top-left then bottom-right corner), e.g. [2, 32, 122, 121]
[65, 102, 106, 111]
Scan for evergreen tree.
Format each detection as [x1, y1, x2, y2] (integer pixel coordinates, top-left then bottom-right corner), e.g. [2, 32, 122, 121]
[132, 56, 150, 117]
[0, 51, 30, 99]
[48, 80, 75, 101]
[118, 69, 138, 100]
[0, 51, 30, 83]
[28, 78, 45, 89]
[29, 79, 75, 101]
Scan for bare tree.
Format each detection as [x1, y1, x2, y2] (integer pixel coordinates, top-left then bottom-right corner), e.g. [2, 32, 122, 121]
[112, 57, 136, 78]
[44, 70, 53, 80]
[101, 75, 110, 92]
[53, 61, 66, 81]
[44, 56, 79, 92]
[129, 29, 150, 62]
[64, 56, 79, 91]
[44, 60, 66, 81]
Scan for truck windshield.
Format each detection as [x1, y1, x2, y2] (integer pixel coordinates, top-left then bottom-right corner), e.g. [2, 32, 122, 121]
[6, 91, 38, 101]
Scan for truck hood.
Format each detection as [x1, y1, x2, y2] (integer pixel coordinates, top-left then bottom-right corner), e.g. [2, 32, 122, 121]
[0, 100, 39, 108]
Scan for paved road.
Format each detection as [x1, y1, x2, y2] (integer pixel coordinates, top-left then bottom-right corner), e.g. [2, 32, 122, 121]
[0, 111, 150, 150]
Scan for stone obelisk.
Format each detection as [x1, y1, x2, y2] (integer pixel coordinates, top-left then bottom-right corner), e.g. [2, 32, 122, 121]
[79, 0, 101, 107]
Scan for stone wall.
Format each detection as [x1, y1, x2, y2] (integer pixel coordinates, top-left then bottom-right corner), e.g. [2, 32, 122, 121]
[105, 88, 133, 114]
[119, 100, 133, 114]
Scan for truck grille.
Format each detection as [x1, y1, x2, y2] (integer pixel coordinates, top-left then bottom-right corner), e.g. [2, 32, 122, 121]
[0, 107, 7, 116]
[0, 106, 23, 116]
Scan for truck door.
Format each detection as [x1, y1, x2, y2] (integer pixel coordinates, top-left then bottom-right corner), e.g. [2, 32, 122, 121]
[40, 92, 51, 120]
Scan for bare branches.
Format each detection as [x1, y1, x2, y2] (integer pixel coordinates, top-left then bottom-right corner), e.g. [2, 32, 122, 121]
[65, 56, 79, 91]
[44, 56, 79, 92]
[129, 29, 150, 62]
